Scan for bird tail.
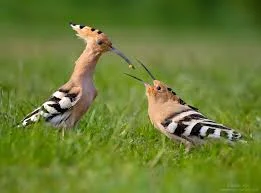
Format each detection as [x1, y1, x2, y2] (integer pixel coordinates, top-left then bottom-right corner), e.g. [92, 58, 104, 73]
[18, 107, 41, 127]
[203, 125, 244, 142]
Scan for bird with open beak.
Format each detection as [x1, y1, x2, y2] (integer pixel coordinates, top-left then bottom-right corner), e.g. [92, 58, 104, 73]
[19, 22, 134, 135]
[125, 60, 245, 152]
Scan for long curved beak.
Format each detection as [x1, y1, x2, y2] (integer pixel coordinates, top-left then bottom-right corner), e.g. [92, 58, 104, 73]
[124, 73, 150, 86]
[124, 60, 157, 87]
[110, 46, 135, 69]
[136, 59, 156, 80]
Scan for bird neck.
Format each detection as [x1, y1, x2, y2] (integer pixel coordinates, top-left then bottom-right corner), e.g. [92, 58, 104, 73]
[148, 99, 184, 123]
[70, 44, 101, 83]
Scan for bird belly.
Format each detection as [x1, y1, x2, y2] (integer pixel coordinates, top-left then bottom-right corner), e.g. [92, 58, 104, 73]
[67, 92, 97, 127]
[47, 111, 73, 128]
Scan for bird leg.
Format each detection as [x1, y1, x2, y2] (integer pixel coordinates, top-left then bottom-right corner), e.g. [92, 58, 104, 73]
[164, 132, 194, 153]
[58, 127, 65, 140]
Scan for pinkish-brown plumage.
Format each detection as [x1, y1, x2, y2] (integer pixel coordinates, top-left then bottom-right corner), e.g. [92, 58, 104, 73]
[125, 61, 245, 151]
[20, 23, 133, 129]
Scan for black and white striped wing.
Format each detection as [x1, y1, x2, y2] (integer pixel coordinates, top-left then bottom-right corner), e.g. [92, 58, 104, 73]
[21, 89, 81, 127]
[161, 109, 242, 141]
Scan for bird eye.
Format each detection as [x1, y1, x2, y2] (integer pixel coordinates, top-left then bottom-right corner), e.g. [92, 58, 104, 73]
[97, 40, 103, 45]
[156, 86, 161, 90]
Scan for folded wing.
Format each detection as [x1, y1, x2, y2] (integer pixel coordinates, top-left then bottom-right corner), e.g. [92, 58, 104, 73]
[20, 87, 81, 127]
[161, 109, 242, 141]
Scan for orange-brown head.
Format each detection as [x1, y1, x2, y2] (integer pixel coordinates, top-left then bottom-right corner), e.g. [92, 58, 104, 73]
[145, 80, 177, 103]
[70, 22, 134, 68]
[125, 61, 199, 123]
[124, 60, 178, 104]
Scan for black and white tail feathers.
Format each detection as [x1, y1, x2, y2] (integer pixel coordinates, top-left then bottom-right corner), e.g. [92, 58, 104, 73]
[161, 109, 244, 142]
[19, 89, 80, 128]
[19, 107, 41, 127]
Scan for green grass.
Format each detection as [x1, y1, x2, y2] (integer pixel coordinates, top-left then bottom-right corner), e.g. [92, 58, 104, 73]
[0, 33, 261, 193]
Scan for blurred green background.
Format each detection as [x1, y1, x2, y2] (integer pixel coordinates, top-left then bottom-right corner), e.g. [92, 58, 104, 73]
[1, 0, 261, 30]
[1, 1, 261, 193]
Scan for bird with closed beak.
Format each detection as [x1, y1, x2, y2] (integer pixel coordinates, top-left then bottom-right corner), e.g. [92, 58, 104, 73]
[125, 60, 245, 152]
[19, 22, 134, 135]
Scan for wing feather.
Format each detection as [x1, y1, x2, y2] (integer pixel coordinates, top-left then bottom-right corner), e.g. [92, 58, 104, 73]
[161, 109, 243, 141]
[19, 86, 82, 127]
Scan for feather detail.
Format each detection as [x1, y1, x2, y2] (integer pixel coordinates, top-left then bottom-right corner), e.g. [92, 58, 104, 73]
[20, 107, 41, 127]
[19, 87, 82, 128]
[160, 109, 243, 141]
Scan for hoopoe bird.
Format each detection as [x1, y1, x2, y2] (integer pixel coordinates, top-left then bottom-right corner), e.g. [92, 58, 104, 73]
[19, 22, 134, 132]
[125, 61, 245, 151]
